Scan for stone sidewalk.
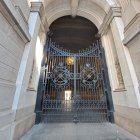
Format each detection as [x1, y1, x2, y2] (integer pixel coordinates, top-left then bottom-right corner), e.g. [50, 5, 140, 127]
[21, 123, 140, 140]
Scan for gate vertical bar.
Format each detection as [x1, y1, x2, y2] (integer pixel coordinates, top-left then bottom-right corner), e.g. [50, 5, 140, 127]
[74, 54, 76, 97]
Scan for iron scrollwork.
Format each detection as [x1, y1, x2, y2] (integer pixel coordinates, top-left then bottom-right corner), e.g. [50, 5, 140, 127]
[80, 63, 99, 88]
[51, 62, 70, 88]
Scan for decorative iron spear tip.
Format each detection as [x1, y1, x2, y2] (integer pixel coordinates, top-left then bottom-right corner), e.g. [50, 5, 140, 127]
[95, 33, 100, 39]
[47, 31, 53, 37]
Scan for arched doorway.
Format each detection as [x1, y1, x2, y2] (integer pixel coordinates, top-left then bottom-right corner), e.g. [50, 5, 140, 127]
[35, 16, 114, 123]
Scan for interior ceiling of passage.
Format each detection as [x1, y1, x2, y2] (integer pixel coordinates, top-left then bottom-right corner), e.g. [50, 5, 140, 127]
[49, 16, 98, 53]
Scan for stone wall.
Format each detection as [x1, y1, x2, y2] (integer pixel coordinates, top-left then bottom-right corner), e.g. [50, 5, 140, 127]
[11, 0, 30, 21]
[0, 2, 26, 139]
[128, 34, 140, 86]
[0, 0, 46, 140]
[0, 12, 24, 112]
[120, 1, 140, 137]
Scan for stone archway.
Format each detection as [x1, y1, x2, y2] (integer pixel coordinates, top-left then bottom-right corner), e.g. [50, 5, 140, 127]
[44, 0, 119, 28]
[1, 0, 140, 139]
[33, 0, 140, 136]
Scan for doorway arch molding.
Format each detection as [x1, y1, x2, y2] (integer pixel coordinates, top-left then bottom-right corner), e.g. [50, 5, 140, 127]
[44, 0, 119, 13]
[42, 0, 120, 30]
[47, 9, 102, 29]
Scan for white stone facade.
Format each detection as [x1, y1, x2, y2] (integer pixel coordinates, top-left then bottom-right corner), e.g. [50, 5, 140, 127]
[0, 0, 140, 139]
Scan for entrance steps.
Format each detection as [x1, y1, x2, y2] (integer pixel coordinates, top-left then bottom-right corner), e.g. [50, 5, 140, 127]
[20, 123, 139, 140]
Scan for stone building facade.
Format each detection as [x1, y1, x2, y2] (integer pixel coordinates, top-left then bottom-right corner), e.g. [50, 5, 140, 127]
[0, 0, 140, 139]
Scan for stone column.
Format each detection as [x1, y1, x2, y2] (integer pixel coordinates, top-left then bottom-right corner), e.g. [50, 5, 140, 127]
[109, 16, 140, 137]
[99, 6, 140, 136]
[110, 17, 140, 108]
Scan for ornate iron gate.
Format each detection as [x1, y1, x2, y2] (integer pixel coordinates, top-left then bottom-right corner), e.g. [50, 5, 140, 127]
[42, 39, 109, 123]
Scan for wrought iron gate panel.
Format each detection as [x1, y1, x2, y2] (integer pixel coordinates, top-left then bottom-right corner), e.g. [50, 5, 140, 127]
[42, 39, 109, 123]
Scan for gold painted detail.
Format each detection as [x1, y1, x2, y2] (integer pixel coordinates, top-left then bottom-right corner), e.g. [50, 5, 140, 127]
[66, 56, 74, 65]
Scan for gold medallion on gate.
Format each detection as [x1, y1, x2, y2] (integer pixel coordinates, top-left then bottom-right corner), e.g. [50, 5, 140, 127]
[66, 56, 74, 65]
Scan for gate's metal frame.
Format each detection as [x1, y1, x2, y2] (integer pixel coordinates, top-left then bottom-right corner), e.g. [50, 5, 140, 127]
[35, 38, 114, 123]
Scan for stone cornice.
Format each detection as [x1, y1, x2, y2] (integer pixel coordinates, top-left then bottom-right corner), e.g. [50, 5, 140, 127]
[99, 7, 121, 36]
[124, 14, 140, 32]
[31, 2, 43, 15]
[123, 13, 140, 45]
[31, 2, 49, 33]
[0, 0, 31, 43]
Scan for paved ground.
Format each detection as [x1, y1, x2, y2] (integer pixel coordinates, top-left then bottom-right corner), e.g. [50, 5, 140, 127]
[21, 123, 140, 140]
